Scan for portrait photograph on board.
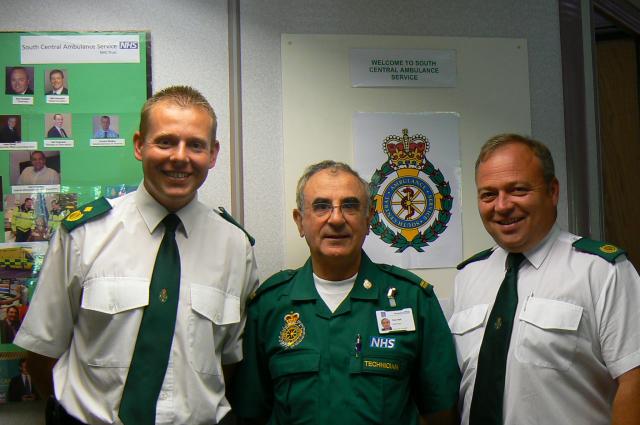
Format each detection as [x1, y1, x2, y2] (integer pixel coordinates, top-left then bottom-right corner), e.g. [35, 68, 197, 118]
[92, 114, 120, 139]
[10, 150, 61, 187]
[44, 113, 72, 139]
[44, 68, 69, 95]
[5, 67, 34, 95]
[0, 115, 21, 143]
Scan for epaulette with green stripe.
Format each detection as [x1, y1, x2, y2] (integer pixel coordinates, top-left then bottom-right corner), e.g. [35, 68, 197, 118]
[573, 238, 626, 264]
[216, 207, 255, 246]
[249, 269, 296, 302]
[377, 264, 433, 296]
[457, 248, 494, 270]
[62, 197, 112, 232]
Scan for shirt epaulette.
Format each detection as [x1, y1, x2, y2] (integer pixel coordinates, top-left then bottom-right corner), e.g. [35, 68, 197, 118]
[249, 269, 296, 302]
[61, 197, 112, 232]
[216, 207, 255, 246]
[456, 248, 494, 270]
[377, 264, 433, 296]
[572, 237, 626, 264]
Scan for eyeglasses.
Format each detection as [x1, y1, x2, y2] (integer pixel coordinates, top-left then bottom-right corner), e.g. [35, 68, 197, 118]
[309, 201, 362, 217]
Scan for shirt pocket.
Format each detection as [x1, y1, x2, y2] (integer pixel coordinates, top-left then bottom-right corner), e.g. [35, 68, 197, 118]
[515, 297, 583, 371]
[269, 351, 320, 424]
[448, 304, 489, 370]
[188, 284, 241, 375]
[80, 277, 150, 367]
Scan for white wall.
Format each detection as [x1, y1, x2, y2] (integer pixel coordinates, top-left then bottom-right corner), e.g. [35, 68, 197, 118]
[241, 1, 566, 285]
[1, 0, 566, 286]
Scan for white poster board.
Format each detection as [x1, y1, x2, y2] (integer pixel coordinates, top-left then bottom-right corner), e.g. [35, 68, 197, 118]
[353, 112, 462, 268]
[282, 34, 531, 297]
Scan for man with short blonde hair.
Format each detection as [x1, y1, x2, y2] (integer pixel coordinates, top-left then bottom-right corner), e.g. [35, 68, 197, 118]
[16, 85, 258, 425]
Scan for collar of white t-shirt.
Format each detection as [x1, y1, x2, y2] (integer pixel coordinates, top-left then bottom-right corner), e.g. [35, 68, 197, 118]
[313, 272, 357, 313]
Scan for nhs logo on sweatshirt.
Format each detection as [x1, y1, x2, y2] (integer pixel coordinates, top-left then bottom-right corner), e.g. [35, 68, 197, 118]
[370, 336, 396, 349]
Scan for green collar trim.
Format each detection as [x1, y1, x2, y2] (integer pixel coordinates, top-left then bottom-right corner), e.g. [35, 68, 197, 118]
[289, 253, 380, 301]
[350, 253, 381, 300]
[290, 259, 317, 301]
[457, 247, 494, 270]
[216, 207, 255, 246]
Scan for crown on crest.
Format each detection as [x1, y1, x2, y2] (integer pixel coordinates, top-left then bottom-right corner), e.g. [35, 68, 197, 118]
[284, 312, 300, 325]
[383, 128, 429, 170]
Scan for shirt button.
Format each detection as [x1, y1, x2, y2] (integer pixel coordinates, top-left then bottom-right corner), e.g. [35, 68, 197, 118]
[215, 313, 222, 321]
[158, 392, 168, 400]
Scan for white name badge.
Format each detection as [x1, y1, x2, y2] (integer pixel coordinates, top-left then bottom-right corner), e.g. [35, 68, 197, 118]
[13, 96, 34, 105]
[46, 95, 69, 104]
[376, 308, 415, 334]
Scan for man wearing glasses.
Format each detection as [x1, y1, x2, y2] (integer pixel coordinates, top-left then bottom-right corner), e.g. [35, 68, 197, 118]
[233, 160, 459, 425]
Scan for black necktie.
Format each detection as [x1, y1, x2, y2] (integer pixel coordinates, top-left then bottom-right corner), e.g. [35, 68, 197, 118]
[119, 214, 181, 425]
[60, 128, 67, 138]
[469, 252, 526, 425]
[104, 131, 108, 138]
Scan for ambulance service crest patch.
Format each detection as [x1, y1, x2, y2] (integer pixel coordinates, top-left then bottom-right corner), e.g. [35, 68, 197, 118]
[279, 312, 306, 349]
[370, 128, 453, 252]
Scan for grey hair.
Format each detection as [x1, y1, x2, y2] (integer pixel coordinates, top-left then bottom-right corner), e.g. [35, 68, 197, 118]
[296, 160, 371, 211]
[475, 133, 556, 185]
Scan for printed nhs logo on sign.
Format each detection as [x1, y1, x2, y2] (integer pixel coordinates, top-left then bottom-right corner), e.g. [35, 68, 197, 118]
[119, 41, 139, 49]
[370, 336, 395, 349]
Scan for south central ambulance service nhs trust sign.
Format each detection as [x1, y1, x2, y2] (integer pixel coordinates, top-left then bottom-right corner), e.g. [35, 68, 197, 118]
[20, 34, 140, 64]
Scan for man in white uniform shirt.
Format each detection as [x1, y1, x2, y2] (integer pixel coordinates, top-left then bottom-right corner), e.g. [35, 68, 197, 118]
[15, 86, 259, 425]
[450, 134, 640, 425]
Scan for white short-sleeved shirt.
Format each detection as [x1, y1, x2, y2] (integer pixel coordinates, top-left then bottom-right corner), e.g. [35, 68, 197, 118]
[450, 225, 640, 425]
[15, 184, 259, 425]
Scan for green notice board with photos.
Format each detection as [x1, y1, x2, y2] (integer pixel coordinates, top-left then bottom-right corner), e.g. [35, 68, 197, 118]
[0, 31, 150, 403]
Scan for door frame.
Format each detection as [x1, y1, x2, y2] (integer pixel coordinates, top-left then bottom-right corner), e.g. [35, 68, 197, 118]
[558, 0, 640, 238]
